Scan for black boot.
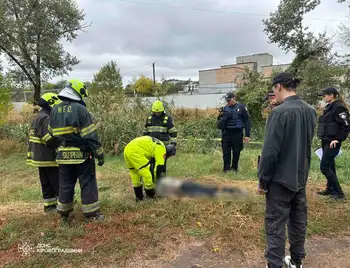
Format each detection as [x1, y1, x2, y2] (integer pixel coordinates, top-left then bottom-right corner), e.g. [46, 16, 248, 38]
[84, 212, 105, 222]
[133, 186, 144, 202]
[60, 215, 69, 227]
[145, 188, 156, 199]
[44, 204, 57, 213]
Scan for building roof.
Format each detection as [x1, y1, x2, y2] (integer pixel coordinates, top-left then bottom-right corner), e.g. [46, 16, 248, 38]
[236, 52, 273, 58]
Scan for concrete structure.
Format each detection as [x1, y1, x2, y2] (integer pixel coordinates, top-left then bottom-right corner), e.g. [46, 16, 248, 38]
[236, 53, 273, 72]
[198, 83, 235, 94]
[261, 63, 291, 78]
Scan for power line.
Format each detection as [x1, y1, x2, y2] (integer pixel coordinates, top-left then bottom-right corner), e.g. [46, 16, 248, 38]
[115, 0, 350, 22]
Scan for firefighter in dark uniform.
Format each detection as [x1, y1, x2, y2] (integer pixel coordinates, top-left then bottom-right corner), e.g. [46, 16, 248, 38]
[217, 92, 251, 172]
[49, 79, 105, 224]
[143, 100, 177, 146]
[27, 93, 61, 212]
[317, 87, 350, 200]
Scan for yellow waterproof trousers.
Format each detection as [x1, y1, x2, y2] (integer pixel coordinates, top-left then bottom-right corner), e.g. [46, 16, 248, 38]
[124, 145, 155, 190]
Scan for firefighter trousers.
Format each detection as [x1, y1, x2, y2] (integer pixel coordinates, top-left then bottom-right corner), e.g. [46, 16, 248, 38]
[57, 157, 100, 218]
[38, 167, 59, 208]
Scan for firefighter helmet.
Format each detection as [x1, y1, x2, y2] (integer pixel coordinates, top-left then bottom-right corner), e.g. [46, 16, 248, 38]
[67, 79, 88, 98]
[152, 100, 164, 113]
[39, 93, 61, 109]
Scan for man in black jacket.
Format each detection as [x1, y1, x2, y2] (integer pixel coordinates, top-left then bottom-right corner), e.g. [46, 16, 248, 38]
[258, 72, 317, 268]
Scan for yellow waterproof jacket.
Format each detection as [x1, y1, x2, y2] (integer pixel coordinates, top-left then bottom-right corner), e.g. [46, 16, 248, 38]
[124, 136, 166, 169]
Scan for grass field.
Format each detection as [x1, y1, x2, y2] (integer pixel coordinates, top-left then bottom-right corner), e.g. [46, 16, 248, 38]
[1, 146, 350, 267]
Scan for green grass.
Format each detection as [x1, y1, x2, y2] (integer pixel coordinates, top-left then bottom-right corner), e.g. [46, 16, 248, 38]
[1, 147, 350, 267]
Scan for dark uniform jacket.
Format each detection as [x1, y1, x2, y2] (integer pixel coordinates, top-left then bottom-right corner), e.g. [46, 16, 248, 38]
[217, 103, 251, 137]
[258, 96, 317, 192]
[317, 100, 350, 142]
[48, 99, 104, 164]
[27, 109, 60, 167]
[143, 112, 177, 142]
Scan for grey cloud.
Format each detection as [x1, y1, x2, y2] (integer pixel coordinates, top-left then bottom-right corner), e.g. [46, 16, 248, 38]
[57, 0, 350, 83]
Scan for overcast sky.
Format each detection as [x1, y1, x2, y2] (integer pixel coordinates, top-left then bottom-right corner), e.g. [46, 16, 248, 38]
[3, 0, 350, 86]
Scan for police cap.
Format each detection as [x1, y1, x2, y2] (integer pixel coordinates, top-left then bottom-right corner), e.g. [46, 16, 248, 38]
[223, 92, 235, 101]
[317, 87, 339, 96]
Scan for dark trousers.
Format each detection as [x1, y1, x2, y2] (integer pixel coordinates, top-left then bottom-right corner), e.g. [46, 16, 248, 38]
[38, 167, 59, 207]
[57, 157, 100, 218]
[265, 183, 307, 268]
[320, 140, 344, 196]
[221, 130, 243, 172]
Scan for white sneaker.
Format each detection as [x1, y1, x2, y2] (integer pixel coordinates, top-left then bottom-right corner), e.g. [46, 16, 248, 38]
[284, 256, 303, 268]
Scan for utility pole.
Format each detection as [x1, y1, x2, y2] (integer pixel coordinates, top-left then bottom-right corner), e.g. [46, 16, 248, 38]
[152, 62, 156, 85]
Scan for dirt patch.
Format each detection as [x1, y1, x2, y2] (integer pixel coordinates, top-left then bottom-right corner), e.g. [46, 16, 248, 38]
[0, 243, 27, 267]
[124, 236, 350, 268]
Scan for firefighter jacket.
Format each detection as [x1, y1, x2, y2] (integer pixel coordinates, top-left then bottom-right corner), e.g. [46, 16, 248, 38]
[48, 99, 104, 165]
[26, 109, 60, 167]
[143, 112, 177, 142]
[317, 100, 350, 142]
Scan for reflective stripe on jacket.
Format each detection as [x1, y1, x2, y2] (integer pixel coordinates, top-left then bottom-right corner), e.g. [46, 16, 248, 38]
[26, 109, 60, 167]
[49, 100, 104, 164]
[143, 113, 177, 142]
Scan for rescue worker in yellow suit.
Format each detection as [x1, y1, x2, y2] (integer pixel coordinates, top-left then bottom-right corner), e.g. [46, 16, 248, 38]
[27, 93, 62, 212]
[49, 79, 105, 225]
[124, 136, 176, 202]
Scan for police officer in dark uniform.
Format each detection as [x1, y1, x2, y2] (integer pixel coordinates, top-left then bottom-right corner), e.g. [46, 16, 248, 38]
[317, 87, 350, 200]
[217, 92, 251, 172]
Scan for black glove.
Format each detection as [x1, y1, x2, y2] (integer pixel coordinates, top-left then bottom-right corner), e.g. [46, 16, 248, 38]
[97, 157, 105, 167]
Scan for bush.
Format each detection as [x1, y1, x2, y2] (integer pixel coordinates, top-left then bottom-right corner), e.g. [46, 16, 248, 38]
[0, 138, 27, 157]
[87, 91, 153, 154]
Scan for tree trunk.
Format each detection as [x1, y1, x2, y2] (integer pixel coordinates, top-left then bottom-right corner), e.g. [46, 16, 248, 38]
[34, 83, 41, 103]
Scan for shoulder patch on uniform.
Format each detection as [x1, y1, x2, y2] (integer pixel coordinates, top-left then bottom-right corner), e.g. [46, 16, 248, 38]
[339, 112, 349, 125]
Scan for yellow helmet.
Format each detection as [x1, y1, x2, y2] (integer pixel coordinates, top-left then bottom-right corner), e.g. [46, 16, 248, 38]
[67, 79, 88, 98]
[40, 93, 61, 108]
[152, 100, 164, 113]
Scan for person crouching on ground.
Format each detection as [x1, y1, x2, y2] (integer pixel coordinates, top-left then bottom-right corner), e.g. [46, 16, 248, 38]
[123, 135, 176, 202]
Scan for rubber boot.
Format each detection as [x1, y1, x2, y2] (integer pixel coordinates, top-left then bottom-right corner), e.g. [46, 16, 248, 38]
[145, 188, 156, 199]
[133, 186, 144, 202]
[60, 215, 69, 227]
[44, 204, 57, 213]
[85, 212, 105, 223]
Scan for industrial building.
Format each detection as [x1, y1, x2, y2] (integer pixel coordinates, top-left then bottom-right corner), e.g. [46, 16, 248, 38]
[198, 53, 290, 94]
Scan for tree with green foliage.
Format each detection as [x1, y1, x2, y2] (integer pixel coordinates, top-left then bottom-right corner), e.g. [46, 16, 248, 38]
[297, 57, 346, 105]
[0, 0, 88, 102]
[89, 60, 123, 95]
[132, 75, 156, 96]
[0, 71, 13, 124]
[235, 68, 271, 125]
[263, 0, 331, 75]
